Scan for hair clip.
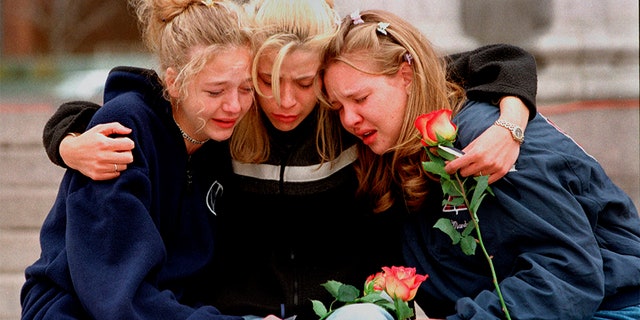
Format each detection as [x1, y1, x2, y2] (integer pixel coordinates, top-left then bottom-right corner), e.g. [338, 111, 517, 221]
[334, 13, 342, 27]
[350, 10, 364, 25]
[404, 53, 413, 65]
[201, 0, 216, 7]
[376, 22, 390, 35]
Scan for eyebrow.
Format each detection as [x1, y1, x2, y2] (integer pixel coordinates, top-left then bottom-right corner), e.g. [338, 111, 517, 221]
[204, 77, 252, 86]
[339, 87, 362, 100]
[327, 89, 355, 104]
[258, 72, 317, 81]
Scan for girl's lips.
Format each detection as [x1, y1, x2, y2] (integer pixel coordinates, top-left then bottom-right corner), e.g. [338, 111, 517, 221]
[360, 130, 376, 145]
[213, 118, 237, 129]
[273, 114, 298, 124]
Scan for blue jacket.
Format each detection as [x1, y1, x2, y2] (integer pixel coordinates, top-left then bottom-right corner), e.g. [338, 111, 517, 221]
[21, 67, 241, 320]
[404, 101, 640, 320]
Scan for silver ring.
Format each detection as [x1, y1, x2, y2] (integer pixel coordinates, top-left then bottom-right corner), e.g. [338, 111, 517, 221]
[114, 164, 119, 172]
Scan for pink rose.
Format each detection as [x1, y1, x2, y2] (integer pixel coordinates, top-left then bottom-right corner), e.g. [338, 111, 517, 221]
[365, 266, 428, 302]
[381, 266, 428, 301]
[414, 109, 457, 146]
[365, 271, 385, 293]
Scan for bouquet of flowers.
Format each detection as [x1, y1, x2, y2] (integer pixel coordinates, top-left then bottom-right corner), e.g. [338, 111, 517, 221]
[311, 266, 428, 320]
[414, 109, 511, 319]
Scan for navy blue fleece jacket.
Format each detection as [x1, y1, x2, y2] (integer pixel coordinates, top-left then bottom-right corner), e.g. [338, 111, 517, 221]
[403, 101, 640, 320]
[21, 67, 241, 320]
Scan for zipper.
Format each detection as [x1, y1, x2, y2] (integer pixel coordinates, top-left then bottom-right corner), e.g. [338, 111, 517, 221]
[186, 155, 193, 192]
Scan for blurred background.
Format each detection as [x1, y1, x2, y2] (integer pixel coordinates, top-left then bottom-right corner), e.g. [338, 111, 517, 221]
[0, 0, 638, 318]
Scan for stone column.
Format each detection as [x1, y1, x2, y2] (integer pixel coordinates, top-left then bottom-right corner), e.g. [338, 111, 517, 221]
[532, 0, 639, 102]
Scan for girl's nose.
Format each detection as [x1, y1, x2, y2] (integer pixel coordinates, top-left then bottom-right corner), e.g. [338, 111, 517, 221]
[279, 82, 296, 108]
[339, 104, 361, 129]
[223, 90, 242, 113]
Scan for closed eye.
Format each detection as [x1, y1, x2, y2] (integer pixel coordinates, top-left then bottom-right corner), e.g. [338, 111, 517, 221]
[258, 75, 272, 86]
[240, 86, 254, 94]
[329, 102, 343, 111]
[298, 80, 314, 89]
[355, 96, 367, 103]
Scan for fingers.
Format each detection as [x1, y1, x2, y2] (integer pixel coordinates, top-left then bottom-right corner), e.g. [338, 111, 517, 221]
[80, 165, 122, 181]
[62, 123, 135, 180]
[89, 140, 133, 166]
[444, 124, 520, 184]
[83, 161, 130, 181]
[111, 138, 135, 158]
[89, 123, 135, 157]
[443, 156, 467, 175]
[115, 153, 134, 165]
[444, 154, 510, 184]
[114, 163, 129, 173]
[93, 122, 133, 137]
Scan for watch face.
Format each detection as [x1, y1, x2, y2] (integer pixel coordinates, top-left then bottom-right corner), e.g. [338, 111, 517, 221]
[514, 128, 523, 139]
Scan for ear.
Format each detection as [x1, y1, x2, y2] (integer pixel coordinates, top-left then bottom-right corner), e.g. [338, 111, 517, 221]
[399, 62, 414, 94]
[165, 67, 179, 99]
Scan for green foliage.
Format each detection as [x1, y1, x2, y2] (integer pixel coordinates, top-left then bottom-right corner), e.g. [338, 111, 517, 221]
[434, 218, 477, 255]
[319, 280, 360, 303]
[422, 161, 449, 179]
[415, 110, 510, 319]
[419, 145, 511, 319]
[312, 280, 414, 320]
[311, 300, 328, 319]
[433, 218, 462, 245]
[394, 298, 415, 320]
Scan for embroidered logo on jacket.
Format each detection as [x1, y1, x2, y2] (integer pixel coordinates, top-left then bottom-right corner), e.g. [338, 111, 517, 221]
[442, 195, 470, 230]
[206, 181, 223, 216]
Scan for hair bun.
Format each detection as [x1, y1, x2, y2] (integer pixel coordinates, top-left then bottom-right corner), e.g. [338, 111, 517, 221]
[155, 0, 200, 24]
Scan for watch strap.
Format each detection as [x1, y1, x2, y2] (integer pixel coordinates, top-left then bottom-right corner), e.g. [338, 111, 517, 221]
[494, 119, 524, 144]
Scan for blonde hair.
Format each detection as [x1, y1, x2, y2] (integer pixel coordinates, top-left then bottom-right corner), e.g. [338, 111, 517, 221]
[230, 0, 342, 163]
[130, 0, 252, 105]
[322, 9, 465, 213]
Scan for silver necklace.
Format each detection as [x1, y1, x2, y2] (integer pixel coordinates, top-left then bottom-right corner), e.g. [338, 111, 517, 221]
[174, 120, 209, 145]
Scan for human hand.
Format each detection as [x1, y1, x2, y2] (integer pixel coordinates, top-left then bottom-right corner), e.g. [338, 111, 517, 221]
[60, 122, 134, 180]
[444, 124, 519, 184]
[262, 316, 282, 320]
[445, 96, 528, 184]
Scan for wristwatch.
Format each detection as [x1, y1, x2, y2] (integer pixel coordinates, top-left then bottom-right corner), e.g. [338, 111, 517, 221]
[494, 119, 524, 144]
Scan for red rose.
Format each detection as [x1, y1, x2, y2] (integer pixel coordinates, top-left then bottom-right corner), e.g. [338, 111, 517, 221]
[414, 109, 457, 146]
[365, 271, 385, 293]
[365, 266, 428, 302]
[381, 266, 428, 301]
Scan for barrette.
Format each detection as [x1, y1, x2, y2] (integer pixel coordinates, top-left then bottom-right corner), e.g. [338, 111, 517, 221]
[376, 22, 390, 35]
[350, 10, 364, 25]
[334, 13, 342, 27]
[201, 0, 216, 7]
[404, 53, 413, 65]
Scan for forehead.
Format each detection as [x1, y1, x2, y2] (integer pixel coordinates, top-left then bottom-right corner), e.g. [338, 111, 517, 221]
[324, 62, 368, 97]
[257, 47, 321, 74]
[197, 47, 252, 81]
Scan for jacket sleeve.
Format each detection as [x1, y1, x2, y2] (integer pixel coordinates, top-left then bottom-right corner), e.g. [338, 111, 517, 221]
[42, 101, 100, 167]
[445, 44, 538, 120]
